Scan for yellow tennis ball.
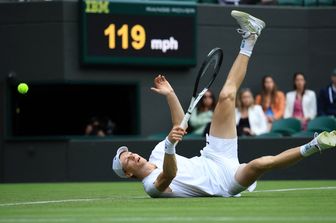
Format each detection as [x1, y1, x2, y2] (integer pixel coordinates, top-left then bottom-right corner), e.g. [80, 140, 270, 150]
[17, 83, 29, 94]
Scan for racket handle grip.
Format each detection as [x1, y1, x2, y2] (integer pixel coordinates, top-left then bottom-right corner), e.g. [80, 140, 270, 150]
[174, 113, 190, 147]
[179, 113, 190, 130]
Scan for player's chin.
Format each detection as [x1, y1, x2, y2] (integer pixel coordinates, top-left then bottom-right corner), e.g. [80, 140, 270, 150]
[139, 157, 147, 165]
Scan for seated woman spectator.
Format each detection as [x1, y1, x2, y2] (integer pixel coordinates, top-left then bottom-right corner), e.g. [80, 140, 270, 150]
[256, 75, 286, 127]
[236, 88, 268, 136]
[189, 90, 216, 135]
[284, 72, 317, 130]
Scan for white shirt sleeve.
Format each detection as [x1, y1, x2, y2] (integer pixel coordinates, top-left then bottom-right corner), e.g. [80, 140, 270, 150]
[142, 168, 162, 198]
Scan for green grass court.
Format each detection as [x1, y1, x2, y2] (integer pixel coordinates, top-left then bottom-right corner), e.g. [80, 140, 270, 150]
[0, 181, 336, 223]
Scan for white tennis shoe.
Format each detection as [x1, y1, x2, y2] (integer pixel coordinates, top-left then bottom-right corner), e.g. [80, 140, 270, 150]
[231, 10, 266, 39]
[314, 131, 336, 153]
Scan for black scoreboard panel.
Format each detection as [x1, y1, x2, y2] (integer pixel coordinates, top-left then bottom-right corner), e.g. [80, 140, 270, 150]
[81, 0, 197, 66]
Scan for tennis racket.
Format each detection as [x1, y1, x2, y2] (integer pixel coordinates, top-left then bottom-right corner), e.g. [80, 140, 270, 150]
[177, 47, 223, 143]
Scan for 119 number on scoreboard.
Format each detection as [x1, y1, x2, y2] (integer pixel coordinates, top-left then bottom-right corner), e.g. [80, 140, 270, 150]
[104, 24, 146, 50]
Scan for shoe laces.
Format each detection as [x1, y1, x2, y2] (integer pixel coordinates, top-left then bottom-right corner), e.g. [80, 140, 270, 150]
[237, 28, 251, 38]
[237, 28, 258, 39]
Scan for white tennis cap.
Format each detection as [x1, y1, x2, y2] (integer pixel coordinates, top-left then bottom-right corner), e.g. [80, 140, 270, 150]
[112, 146, 128, 178]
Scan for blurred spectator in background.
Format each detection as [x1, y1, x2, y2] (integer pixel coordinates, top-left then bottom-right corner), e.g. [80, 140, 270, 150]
[235, 88, 268, 136]
[85, 116, 115, 137]
[318, 69, 336, 117]
[255, 75, 285, 127]
[189, 90, 216, 135]
[284, 72, 317, 130]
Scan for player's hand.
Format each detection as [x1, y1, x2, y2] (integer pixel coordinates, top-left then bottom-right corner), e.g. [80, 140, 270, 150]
[150, 75, 174, 96]
[168, 126, 187, 144]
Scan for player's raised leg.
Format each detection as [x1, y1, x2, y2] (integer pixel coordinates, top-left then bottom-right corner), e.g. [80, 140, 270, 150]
[235, 131, 336, 187]
[210, 11, 266, 139]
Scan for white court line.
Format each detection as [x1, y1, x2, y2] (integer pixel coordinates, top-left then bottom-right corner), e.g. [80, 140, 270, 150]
[1, 216, 336, 222]
[0, 186, 335, 207]
[0, 198, 102, 207]
[0, 196, 147, 207]
[252, 186, 336, 193]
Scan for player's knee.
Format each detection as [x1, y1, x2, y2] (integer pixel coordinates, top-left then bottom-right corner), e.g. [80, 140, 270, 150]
[218, 87, 236, 104]
[252, 156, 275, 171]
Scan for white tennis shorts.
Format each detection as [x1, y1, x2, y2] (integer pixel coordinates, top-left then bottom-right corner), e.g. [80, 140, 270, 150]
[201, 134, 256, 196]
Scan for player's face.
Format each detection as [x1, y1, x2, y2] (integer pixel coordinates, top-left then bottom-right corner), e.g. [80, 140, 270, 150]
[119, 151, 147, 177]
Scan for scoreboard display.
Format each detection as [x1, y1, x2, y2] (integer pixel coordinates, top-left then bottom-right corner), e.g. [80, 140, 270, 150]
[81, 0, 197, 66]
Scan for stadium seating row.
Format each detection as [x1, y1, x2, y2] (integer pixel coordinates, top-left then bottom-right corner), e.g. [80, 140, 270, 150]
[257, 116, 336, 138]
[148, 116, 336, 139]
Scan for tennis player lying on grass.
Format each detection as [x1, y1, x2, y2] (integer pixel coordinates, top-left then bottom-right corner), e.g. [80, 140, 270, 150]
[112, 10, 336, 198]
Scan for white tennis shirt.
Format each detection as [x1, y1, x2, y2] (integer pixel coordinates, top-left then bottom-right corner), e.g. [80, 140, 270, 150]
[142, 139, 250, 198]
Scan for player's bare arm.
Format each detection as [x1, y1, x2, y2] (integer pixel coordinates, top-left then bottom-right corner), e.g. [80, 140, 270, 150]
[150, 75, 187, 192]
[151, 75, 185, 127]
[154, 126, 186, 192]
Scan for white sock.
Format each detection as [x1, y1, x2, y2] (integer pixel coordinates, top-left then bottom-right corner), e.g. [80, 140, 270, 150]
[239, 35, 257, 57]
[300, 138, 319, 157]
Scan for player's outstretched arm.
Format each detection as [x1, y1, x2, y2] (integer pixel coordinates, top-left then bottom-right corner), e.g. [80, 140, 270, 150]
[151, 75, 185, 127]
[154, 126, 186, 192]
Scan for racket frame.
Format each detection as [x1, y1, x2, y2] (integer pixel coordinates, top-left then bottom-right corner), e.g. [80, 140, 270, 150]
[175, 48, 223, 145]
